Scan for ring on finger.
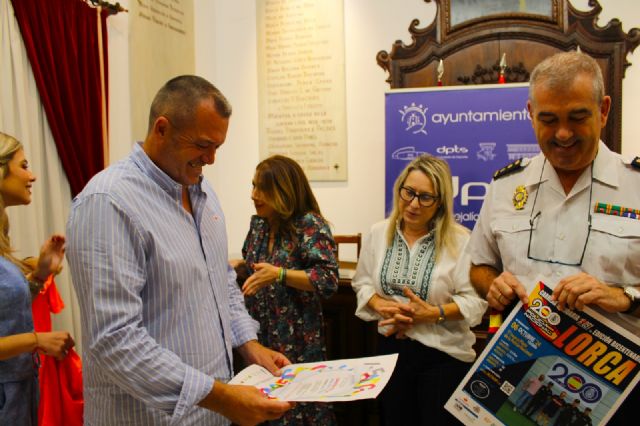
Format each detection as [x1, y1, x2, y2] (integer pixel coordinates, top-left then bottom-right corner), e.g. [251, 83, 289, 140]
[497, 293, 505, 304]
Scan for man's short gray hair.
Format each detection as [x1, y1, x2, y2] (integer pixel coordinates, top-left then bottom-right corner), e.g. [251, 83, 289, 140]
[529, 51, 605, 105]
[147, 75, 232, 135]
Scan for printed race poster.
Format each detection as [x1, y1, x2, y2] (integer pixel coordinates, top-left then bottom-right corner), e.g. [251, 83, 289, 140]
[446, 281, 640, 425]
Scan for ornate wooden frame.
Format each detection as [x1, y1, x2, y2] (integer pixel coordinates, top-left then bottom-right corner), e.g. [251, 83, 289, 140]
[377, 0, 640, 152]
[446, 0, 559, 35]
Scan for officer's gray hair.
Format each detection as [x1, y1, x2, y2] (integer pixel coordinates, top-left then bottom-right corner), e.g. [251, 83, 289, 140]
[529, 51, 604, 105]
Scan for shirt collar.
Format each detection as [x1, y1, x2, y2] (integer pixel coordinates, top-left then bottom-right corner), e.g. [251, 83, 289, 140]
[523, 140, 618, 190]
[523, 154, 547, 188]
[130, 142, 203, 200]
[592, 141, 619, 187]
[395, 220, 435, 244]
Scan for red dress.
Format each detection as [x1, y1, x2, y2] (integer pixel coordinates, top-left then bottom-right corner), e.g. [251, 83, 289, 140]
[31, 276, 83, 426]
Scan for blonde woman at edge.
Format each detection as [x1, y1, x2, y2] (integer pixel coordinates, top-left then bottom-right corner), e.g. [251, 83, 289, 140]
[351, 154, 487, 425]
[0, 132, 74, 426]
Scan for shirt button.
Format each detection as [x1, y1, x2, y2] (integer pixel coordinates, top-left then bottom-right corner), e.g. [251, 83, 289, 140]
[618, 227, 624, 233]
[557, 234, 565, 240]
[555, 271, 562, 277]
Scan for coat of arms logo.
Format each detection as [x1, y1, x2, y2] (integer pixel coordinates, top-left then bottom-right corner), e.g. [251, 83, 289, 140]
[399, 103, 428, 135]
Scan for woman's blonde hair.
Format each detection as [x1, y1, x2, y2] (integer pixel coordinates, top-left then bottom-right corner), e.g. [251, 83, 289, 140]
[0, 132, 32, 274]
[254, 155, 322, 239]
[386, 154, 468, 259]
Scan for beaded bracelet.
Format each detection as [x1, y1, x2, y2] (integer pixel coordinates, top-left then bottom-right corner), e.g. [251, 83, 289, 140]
[277, 267, 287, 285]
[27, 273, 48, 296]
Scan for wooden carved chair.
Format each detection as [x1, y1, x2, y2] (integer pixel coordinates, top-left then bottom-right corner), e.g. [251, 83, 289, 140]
[333, 233, 362, 271]
[377, 0, 640, 153]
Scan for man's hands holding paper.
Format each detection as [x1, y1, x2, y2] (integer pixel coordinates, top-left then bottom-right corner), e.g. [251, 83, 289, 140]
[474, 266, 630, 314]
[237, 339, 291, 375]
[469, 266, 528, 311]
[552, 272, 631, 313]
[200, 340, 293, 425]
[201, 381, 293, 426]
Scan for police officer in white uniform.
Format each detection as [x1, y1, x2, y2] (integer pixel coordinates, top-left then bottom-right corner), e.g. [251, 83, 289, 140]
[468, 51, 640, 424]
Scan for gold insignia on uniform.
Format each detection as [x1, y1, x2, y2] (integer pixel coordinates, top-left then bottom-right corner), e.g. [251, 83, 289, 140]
[493, 158, 527, 180]
[513, 185, 528, 210]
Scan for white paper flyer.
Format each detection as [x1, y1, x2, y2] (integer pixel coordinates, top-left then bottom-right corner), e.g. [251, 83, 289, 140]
[229, 354, 398, 402]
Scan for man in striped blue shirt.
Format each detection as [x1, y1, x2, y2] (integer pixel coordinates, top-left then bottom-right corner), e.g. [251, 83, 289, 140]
[67, 76, 293, 425]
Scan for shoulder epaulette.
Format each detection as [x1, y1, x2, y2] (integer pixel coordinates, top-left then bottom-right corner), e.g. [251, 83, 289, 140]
[631, 156, 640, 170]
[493, 158, 528, 180]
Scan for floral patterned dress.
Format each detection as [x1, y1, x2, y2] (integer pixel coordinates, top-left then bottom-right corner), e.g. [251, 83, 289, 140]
[242, 212, 338, 425]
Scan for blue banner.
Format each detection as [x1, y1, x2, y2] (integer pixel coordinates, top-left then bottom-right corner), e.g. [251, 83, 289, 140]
[385, 84, 539, 229]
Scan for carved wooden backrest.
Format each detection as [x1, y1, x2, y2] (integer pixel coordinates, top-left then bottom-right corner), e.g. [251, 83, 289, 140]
[377, 0, 640, 153]
[334, 234, 362, 260]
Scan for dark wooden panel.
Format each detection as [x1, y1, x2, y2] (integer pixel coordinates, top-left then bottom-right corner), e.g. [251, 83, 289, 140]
[377, 0, 640, 154]
[322, 280, 379, 426]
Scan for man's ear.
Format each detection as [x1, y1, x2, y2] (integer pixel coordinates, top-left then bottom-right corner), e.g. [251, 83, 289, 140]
[153, 116, 170, 137]
[526, 100, 535, 128]
[599, 96, 611, 128]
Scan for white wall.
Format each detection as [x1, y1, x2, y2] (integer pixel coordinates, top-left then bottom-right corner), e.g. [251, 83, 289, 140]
[108, 0, 640, 259]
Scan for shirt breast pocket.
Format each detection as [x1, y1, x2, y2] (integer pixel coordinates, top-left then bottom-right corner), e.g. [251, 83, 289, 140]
[587, 214, 640, 284]
[491, 216, 534, 277]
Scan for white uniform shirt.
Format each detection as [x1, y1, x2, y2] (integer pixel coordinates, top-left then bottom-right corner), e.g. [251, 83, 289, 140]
[351, 219, 487, 362]
[469, 142, 640, 332]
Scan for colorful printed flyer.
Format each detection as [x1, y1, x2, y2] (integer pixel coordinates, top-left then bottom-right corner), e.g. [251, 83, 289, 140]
[229, 354, 398, 402]
[446, 281, 640, 425]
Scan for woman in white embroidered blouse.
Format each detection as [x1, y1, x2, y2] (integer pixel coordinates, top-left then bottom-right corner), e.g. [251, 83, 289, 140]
[351, 154, 487, 425]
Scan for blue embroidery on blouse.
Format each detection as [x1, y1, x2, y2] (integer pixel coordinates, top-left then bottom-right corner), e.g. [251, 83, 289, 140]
[379, 230, 436, 300]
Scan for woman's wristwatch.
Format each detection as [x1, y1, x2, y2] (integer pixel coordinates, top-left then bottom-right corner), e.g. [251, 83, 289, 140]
[436, 305, 446, 324]
[622, 286, 640, 314]
[27, 273, 47, 295]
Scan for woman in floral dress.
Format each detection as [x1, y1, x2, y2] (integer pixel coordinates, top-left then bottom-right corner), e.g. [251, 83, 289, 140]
[235, 155, 338, 425]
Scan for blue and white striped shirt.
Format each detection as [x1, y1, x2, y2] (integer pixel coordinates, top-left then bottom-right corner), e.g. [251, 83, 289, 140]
[67, 143, 259, 425]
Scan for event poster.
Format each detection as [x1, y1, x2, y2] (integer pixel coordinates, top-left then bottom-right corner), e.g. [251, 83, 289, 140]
[385, 84, 539, 229]
[445, 281, 640, 425]
[229, 354, 398, 402]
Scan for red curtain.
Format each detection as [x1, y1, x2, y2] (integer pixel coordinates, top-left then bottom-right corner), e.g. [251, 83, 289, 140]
[11, 0, 109, 196]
